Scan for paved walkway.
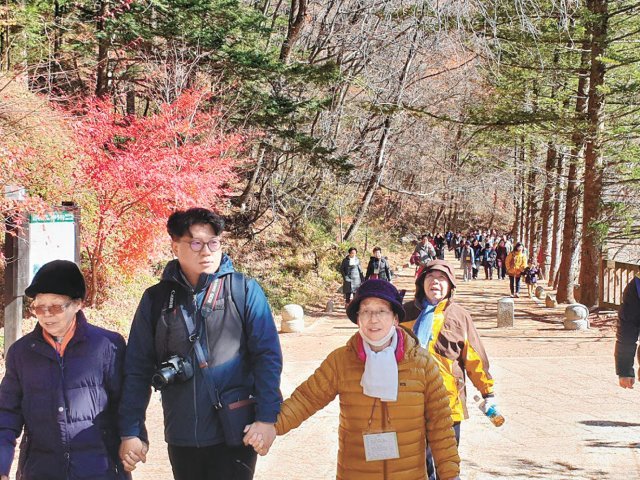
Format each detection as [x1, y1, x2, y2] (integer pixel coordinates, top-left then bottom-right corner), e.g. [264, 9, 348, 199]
[125, 255, 640, 480]
[57, 255, 638, 480]
[251, 258, 637, 480]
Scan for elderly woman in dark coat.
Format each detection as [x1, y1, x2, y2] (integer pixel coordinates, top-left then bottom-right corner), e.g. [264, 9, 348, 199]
[341, 247, 364, 306]
[0, 260, 129, 480]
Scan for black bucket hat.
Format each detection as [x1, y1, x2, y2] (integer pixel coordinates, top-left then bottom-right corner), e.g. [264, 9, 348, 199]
[25, 260, 86, 300]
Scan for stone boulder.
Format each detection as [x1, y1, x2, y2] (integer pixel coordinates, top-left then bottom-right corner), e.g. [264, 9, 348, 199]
[564, 303, 589, 330]
[281, 304, 305, 333]
[545, 294, 558, 308]
[497, 297, 514, 328]
[325, 300, 334, 313]
[535, 285, 545, 299]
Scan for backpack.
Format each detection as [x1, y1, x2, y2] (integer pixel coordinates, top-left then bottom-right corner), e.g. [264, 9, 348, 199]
[148, 272, 247, 336]
[483, 249, 495, 266]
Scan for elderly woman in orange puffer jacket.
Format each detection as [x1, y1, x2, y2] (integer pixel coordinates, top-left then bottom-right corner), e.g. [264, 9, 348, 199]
[245, 280, 460, 480]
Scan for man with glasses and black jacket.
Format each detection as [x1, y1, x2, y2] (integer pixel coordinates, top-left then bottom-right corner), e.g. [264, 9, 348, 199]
[118, 208, 282, 480]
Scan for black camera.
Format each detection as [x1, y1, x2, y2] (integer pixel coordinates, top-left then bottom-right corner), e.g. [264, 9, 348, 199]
[152, 355, 194, 391]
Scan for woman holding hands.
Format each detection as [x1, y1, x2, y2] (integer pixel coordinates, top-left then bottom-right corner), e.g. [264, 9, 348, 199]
[245, 280, 460, 480]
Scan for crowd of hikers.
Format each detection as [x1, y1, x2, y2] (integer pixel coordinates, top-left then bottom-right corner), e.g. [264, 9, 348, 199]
[342, 229, 543, 302]
[408, 230, 540, 298]
[0, 211, 558, 480]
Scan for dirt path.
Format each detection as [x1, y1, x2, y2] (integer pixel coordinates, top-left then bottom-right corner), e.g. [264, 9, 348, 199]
[7, 254, 635, 479]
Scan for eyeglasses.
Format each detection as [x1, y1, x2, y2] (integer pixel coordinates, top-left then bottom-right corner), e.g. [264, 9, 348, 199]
[183, 238, 222, 253]
[357, 310, 394, 321]
[31, 302, 72, 316]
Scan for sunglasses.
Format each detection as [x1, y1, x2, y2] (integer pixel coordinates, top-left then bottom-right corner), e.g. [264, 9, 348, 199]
[31, 302, 73, 316]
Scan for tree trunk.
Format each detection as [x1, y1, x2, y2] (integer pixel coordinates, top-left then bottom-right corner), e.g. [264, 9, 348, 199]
[487, 191, 498, 231]
[525, 149, 538, 256]
[511, 143, 522, 238]
[235, 146, 266, 208]
[126, 86, 136, 115]
[549, 151, 564, 286]
[343, 116, 392, 241]
[445, 193, 457, 232]
[54, 0, 62, 58]
[539, 143, 556, 279]
[279, 0, 308, 63]
[343, 29, 418, 241]
[518, 142, 526, 243]
[557, 42, 590, 304]
[432, 201, 445, 233]
[578, 0, 608, 309]
[1, 13, 9, 70]
[95, 0, 109, 97]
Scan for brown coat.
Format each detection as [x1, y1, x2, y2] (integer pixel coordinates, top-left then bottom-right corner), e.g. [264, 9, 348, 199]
[275, 327, 460, 480]
[404, 300, 495, 421]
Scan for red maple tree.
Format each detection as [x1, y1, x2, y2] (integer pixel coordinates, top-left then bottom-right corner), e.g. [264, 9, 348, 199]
[70, 90, 244, 304]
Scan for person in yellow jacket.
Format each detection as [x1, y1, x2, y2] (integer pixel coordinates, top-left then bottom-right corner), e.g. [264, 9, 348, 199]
[403, 259, 496, 480]
[505, 242, 528, 298]
[244, 280, 461, 480]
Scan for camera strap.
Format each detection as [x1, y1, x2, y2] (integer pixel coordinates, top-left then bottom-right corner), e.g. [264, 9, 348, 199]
[180, 277, 225, 409]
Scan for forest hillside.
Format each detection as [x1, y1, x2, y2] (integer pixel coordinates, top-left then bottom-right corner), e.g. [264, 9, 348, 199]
[1, 0, 639, 326]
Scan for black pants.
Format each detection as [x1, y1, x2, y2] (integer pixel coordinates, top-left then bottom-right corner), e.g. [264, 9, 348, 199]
[484, 265, 494, 279]
[168, 443, 257, 480]
[426, 421, 461, 480]
[509, 275, 521, 294]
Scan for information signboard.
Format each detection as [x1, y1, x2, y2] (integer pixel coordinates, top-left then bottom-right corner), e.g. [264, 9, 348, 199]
[28, 211, 77, 284]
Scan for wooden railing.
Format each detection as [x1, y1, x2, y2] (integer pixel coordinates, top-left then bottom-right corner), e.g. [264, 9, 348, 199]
[599, 259, 639, 310]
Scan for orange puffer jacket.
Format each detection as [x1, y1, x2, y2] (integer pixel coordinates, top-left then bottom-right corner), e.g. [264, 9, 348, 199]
[275, 327, 460, 480]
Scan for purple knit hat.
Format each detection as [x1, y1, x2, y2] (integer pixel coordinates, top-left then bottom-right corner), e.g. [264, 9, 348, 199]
[346, 279, 406, 324]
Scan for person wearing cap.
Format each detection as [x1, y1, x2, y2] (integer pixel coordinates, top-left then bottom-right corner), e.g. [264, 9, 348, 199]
[244, 279, 461, 480]
[403, 259, 496, 480]
[0, 260, 129, 480]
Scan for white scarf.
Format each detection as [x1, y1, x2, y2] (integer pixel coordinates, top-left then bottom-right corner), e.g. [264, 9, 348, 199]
[349, 256, 357, 266]
[360, 327, 399, 402]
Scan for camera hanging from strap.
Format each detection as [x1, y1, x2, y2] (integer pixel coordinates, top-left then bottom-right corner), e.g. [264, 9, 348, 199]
[179, 276, 225, 408]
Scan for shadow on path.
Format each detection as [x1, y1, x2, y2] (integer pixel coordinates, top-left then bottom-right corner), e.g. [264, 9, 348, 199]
[464, 457, 610, 479]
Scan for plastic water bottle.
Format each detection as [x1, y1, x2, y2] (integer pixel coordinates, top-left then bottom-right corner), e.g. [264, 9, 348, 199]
[473, 395, 505, 427]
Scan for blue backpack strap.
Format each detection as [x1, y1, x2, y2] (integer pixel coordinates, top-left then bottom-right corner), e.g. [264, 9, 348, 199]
[635, 275, 640, 299]
[230, 272, 247, 319]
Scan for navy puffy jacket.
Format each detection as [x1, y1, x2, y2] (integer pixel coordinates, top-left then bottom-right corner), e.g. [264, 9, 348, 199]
[0, 312, 128, 479]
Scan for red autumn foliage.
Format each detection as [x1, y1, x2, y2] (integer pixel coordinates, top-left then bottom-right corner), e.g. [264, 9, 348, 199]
[70, 90, 244, 304]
